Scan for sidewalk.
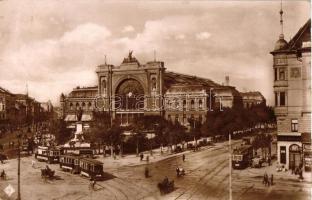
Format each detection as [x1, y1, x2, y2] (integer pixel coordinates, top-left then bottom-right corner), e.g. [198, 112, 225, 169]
[95, 140, 237, 169]
[245, 159, 312, 184]
[95, 147, 191, 169]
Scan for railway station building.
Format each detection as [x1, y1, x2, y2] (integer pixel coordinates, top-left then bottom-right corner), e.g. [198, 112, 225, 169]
[60, 52, 261, 130]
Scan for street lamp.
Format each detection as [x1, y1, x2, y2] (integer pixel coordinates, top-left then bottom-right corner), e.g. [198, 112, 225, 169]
[16, 133, 22, 200]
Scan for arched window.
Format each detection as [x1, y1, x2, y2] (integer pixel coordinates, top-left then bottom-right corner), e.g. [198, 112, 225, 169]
[175, 99, 179, 109]
[199, 99, 203, 110]
[76, 102, 80, 108]
[151, 77, 157, 91]
[82, 102, 86, 109]
[190, 100, 195, 110]
[115, 78, 144, 110]
[183, 100, 186, 110]
[102, 79, 107, 96]
[69, 103, 73, 110]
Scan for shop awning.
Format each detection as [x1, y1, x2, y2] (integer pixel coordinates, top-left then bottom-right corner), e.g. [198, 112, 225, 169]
[65, 114, 77, 122]
[81, 114, 92, 121]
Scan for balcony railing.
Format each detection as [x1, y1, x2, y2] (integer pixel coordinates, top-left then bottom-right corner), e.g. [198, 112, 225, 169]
[274, 106, 288, 116]
[274, 80, 288, 87]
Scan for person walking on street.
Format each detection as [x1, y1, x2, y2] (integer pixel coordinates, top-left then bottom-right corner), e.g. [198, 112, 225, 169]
[140, 153, 144, 161]
[270, 174, 274, 185]
[263, 172, 266, 185]
[263, 172, 268, 186]
[182, 154, 185, 162]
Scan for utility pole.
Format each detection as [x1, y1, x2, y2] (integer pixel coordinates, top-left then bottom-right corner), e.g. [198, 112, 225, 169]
[229, 132, 232, 200]
[17, 133, 21, 200]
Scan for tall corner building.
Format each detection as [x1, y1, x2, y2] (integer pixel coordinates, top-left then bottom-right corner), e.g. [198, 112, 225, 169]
[271, 19, 311, 171]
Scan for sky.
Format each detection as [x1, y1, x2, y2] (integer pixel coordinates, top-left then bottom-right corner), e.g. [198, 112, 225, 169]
[0, 0, 310, 106]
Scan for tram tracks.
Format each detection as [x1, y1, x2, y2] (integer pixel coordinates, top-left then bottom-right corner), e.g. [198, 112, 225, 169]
[174, 157, 229, 200]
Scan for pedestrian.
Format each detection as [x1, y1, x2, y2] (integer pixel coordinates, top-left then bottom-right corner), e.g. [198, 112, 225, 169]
[268, 156, 271, 166]
[140, 153, 144, 161]
[270, 174, 274, 185]
[262, 173, 266, 185]
[299, 168, 304, 181]
[145, 167, 149, 178]
[182, 154, 185, 162]
[263, 172, 268, 186]
[176, 167, 180, 177]
[146, 155, 149, 162]
[32, 160, 36, 168]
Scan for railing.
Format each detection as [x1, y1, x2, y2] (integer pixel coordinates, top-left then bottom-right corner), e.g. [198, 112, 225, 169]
[274, 106, 288, 116]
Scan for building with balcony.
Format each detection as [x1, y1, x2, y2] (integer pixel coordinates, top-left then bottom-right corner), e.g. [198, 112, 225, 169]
[271, 17, 311, 171]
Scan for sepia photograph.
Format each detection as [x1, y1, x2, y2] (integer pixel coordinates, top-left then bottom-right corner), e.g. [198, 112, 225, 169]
[0, 0, 311, 199]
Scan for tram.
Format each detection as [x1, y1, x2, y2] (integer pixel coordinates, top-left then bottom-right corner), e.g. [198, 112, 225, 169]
[62, 148, 94, 158]
[232, 145, 253, 169]
[59, 154, 80, 174]
[59, 155, 104, 180]
[79, 158, 104, 180]
[35, 146, 61, 163]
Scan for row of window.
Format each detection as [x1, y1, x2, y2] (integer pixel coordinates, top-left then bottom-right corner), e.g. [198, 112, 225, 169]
[274, 67, 286, 81]
[274, 92, 286, 106]
[167, 114, 203, 124]
[167, 99, 204, 110]
[69, 102, 93, 110]
[0, 103, 4, 111]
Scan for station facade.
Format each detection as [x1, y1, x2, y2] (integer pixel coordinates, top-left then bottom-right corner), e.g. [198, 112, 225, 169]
[60, 52, 258, 129]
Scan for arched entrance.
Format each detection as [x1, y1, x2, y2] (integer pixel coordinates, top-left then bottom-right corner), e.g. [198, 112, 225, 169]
[289, 144, 302, 169]
[115, 78, 145, 125]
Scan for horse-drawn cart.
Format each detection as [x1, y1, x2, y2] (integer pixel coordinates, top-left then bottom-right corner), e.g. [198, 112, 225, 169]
[41, 167, 55, 179]
[157, 177, 174, 194]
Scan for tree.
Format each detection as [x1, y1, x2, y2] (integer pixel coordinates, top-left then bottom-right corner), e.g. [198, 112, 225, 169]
[86, 111, 111, 154]
[105, 121, 123, 157]
[50, 119, 72, 145]
[188, 118, 201, 149]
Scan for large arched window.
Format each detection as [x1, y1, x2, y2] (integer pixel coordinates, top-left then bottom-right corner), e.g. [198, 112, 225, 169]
[199, 99, 203, 110]
[183, 100, 186, 110]
[102, 79, 107, 95]
[115, 78, 144, 110]
[190, 100, 195, 110]
[151, 77, 157, 91]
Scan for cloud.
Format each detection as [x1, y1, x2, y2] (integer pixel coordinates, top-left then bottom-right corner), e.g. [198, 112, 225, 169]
[195, 32, 211, 40]
[122, 25, 135, 33]
[62, 23, 111, 45]
[0, 1, 309, 106]
[175, 34, 185, 40]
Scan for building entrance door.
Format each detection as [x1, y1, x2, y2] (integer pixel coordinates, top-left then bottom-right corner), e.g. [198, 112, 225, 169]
[280, 146, 286, 164]
[289, 144, 301, 169]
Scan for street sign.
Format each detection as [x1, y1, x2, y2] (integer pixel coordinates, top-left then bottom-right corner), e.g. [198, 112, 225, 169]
[4, 184, 15, 197]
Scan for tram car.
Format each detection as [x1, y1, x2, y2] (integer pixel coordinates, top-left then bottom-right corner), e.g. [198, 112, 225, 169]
[59, 154, 80, 174]
[232, 145, 253, 169]
[35, 146, 61, 163]
[79, 158, 104, 180]
[62, 148, 94, 158]
[59, 155, 104, 180]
